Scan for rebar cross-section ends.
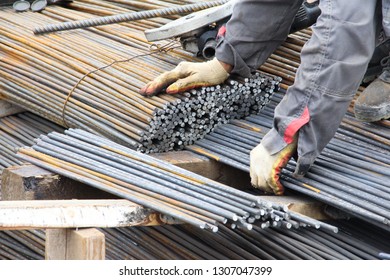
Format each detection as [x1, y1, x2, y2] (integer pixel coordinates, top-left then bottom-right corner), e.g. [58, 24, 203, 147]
[141, 73, 280, 153]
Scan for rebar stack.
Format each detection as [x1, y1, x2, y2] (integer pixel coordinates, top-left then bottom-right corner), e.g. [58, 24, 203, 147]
[138, 74, 279, 153]
[0, 230, 45, 260]
[2, 218, 389, 260]
[0, 1, 279, 153]
[0, 112, 64, 172]
[16, 128, 335, 233]
[187, 90, 390, 231]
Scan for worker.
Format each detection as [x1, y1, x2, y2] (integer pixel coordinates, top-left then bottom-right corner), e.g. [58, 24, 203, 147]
[140, 0, 386, 195]
[355, 58, 390, 122]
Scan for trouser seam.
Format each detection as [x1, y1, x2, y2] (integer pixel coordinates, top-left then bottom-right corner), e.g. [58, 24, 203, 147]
[280, 0, 333, 132]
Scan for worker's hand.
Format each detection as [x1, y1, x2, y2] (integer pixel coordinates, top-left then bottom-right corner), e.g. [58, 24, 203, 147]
[139, 58, 230, 97]
[249, 139, 297, 195]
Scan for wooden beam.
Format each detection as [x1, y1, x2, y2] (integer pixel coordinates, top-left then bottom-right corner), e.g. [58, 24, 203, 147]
[66, 228, 105, 260]
[264, 194, 330, 220]
[45, 229, 67, 260]
[152, 151, 252, 190]
[1, 164, 118, 201]
[151, 151, 222, 181]
[153, 152, 329, 219]
[0, 100, 25, 117]
[46, 228, 105, 260]
[0, 199, 178, 230]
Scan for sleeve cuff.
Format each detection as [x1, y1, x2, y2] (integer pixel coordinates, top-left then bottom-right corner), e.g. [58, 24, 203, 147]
[215, 37, 253, 78]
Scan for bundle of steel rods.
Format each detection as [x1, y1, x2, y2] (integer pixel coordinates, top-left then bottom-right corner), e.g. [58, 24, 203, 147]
[0, 112, 64, 171]
[138, 74, 279, 153]
[186, 90, 390, 231]
[0, 1, 279, 153]
[3, 218, 388, 260]
[16, 128, 336, 232]
[0, 230, 45, 260]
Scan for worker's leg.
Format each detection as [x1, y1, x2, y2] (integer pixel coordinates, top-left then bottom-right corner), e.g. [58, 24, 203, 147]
[354, 60, 390, 122]
[261, 0, 379, 175]
[354, 0, 390, 122]
[216, 0, 303, 77]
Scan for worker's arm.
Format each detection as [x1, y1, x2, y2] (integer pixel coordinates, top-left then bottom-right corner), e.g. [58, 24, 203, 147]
[251, 0, 378, 195]
[216, 0, 302, 77]
[140, 0, 302, 96]
[139, 0, 303, 195]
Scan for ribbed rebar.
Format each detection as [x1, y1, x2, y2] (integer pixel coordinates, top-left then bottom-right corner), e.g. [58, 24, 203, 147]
[33, 0, 230, 35]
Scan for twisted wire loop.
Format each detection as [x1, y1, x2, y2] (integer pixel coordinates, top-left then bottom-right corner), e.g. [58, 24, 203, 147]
[61, 41, 179, 127]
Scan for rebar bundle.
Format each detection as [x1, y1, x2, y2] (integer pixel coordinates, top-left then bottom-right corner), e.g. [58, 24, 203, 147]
[0, 230, 45, 260]
[2, 219, 389, 260]
[16, 128, 335, 233]
[0, 1, 279, 153]
[186, 90, 390, 231]
[0, 112, 64, 171]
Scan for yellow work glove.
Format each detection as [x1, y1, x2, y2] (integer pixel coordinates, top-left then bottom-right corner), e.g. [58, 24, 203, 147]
[249, 139, 297, 195]
[139, 58, 229, 97]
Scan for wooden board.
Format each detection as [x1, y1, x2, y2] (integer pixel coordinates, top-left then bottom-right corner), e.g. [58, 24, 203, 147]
[0, 100, 25, 117]
[0, 199, 178, 230]
[46, 228, 105, 260]
[1, 164, 118, 201]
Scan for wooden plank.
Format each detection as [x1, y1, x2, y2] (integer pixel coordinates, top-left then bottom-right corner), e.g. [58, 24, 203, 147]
[153, 152, 329, 219]
[264, 194, 330, 220]
[45, 229, 67, 260]
[151, 151, 222, 181]
[151, 151, 252, 190]
[0, 199, 178, 230]
[1, 164, 118, 201]
[0, 100, 25, 117]
[46, 228, 105, 260]
[66, 228, 105, 260]
[1, 164, 58, 201]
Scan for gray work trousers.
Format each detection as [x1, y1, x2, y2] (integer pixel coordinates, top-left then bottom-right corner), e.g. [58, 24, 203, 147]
[216, 0, 382, 175]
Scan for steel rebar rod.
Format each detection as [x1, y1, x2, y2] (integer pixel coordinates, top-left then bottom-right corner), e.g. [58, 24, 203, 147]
[33, 0, 230, 34]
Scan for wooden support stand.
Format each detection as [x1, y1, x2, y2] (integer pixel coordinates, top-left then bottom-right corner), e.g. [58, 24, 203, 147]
[0, 164, 180, 260]
[0, 200, 175, 230]
[46, 228, 105, 260]
[0, 198, 179, 260]
[152, 151, 252, 190]
[265, 194, 330, 220]
[0, 100, 25, 117]
[1, 164, 117, 201]
[152, 151, 329, 219]
[0, 150, 329, 260]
